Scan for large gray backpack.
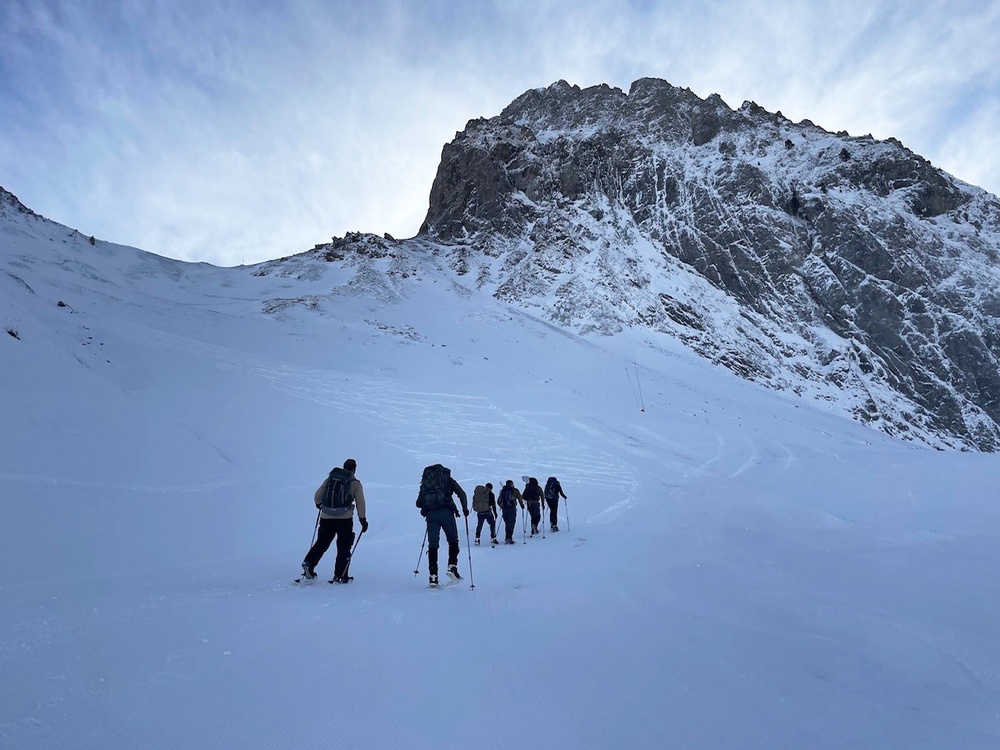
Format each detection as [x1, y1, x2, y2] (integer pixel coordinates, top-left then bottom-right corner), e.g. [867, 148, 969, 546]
[472, 485, 491, 513]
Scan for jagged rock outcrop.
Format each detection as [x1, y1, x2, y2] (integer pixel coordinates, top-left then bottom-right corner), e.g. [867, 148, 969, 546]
[415, 78, 1000, 450]
[0, 186, 38, 221]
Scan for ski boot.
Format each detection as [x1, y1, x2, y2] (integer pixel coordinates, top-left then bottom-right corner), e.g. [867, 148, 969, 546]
[447, 565, 462, 582]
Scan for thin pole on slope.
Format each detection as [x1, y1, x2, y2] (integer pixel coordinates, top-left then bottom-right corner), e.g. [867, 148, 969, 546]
[413, 529, 428, 576]
[463, 514, 476, 589]
[635, 362, 645, 413]
[625, 367, 641, 410]
[522, 505, 527, 545]
[565, 496, 571, 532]
[541, 501, 546, 539]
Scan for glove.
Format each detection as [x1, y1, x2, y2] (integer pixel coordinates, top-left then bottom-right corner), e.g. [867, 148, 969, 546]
[463, 507, 470, 517]
[359, 517, 369, 533]
[454, 510, 460, 518]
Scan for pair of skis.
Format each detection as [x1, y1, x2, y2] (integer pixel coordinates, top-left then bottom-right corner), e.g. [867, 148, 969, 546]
[293, 574, 353, 585]
[428, 569, 463, 589]
[428, 578, 461, 589]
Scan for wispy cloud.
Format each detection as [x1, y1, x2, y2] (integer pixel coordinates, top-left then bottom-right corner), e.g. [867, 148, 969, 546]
[2, 0, 998, 265]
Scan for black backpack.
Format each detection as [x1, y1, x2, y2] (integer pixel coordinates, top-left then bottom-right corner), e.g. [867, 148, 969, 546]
[321, 467, 355, 510]
[523, 479, 541, 502]
[544, 477, 559, 501]
[498, 485, 515, 509]
[417, 464, 452, 511]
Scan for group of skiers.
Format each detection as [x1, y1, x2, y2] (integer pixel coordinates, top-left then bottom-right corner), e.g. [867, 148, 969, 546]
[299, 459, 567, 588]
[470, 475, 567, 544]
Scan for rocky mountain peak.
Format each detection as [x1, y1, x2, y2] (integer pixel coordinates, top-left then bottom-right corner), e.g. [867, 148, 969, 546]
[413, 77, 1000, 450]
[0, 186, 37, 221]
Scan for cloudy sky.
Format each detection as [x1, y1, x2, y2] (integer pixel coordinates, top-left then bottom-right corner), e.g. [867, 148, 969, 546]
[2, 0, 999, 266]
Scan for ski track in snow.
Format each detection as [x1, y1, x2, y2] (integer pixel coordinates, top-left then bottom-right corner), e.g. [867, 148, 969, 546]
[107, 316, 809, 519]
[133, 326, 638, 509]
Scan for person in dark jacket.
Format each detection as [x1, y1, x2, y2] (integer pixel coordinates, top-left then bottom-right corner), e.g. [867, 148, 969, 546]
[472, 483, 498, 545]
[415, 464, 469, 586]
[301, 458, 368, 583]
[522, 477, 544, 536]
[496, 479, 524, 544]
[543, 476, 567, 531]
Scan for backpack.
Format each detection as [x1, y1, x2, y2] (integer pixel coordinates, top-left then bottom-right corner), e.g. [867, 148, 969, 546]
[321, 467, 355, 510]
[523, 480, 541, 502]
[417, 464, 452, 511]
[544, 477, 559, 501]
[472, 485, 492, 513]
[498, 485, 515, 509]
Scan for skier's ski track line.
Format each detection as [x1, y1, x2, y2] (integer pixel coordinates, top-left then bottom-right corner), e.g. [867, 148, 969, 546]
[156, 332, 637, 513]
[728, 436, 795, 481]
[693, 432, 726, 476]
[111, 327, 819, 528]
[146, 327, 646, 479]
[729, 435, 759, 478]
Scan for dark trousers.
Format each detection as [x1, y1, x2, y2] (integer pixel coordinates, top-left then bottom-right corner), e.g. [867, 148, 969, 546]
[426, 508, 459, 574]
[304, 517, 355, 578]
[475, 511, 496, 539]
[547, 498, 559, 527]
[501, 507, 518, 540]
[527, 502, 541, 530]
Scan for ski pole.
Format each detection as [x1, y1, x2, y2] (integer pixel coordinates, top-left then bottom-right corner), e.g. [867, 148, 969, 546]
[463, 514, 475, 589]
[521, 506, 527, 544]
[565, 497, 570, 532]
[541, 502, 546, 539]
[309, 508, 321, 548]
[341, 528, 365, 579]
[414, 528, 428, 576]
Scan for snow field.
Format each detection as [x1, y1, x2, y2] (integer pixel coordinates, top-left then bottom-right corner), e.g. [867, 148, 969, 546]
[3, 218, 1000, 748]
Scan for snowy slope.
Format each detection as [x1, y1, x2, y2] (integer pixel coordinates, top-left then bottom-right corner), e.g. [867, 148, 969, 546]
[3, 198, 1000, 749]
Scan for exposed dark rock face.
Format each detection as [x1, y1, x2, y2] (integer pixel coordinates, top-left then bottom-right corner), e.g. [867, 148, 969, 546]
[0, 187, 38, 220]
[415, 78, 1000, 450]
